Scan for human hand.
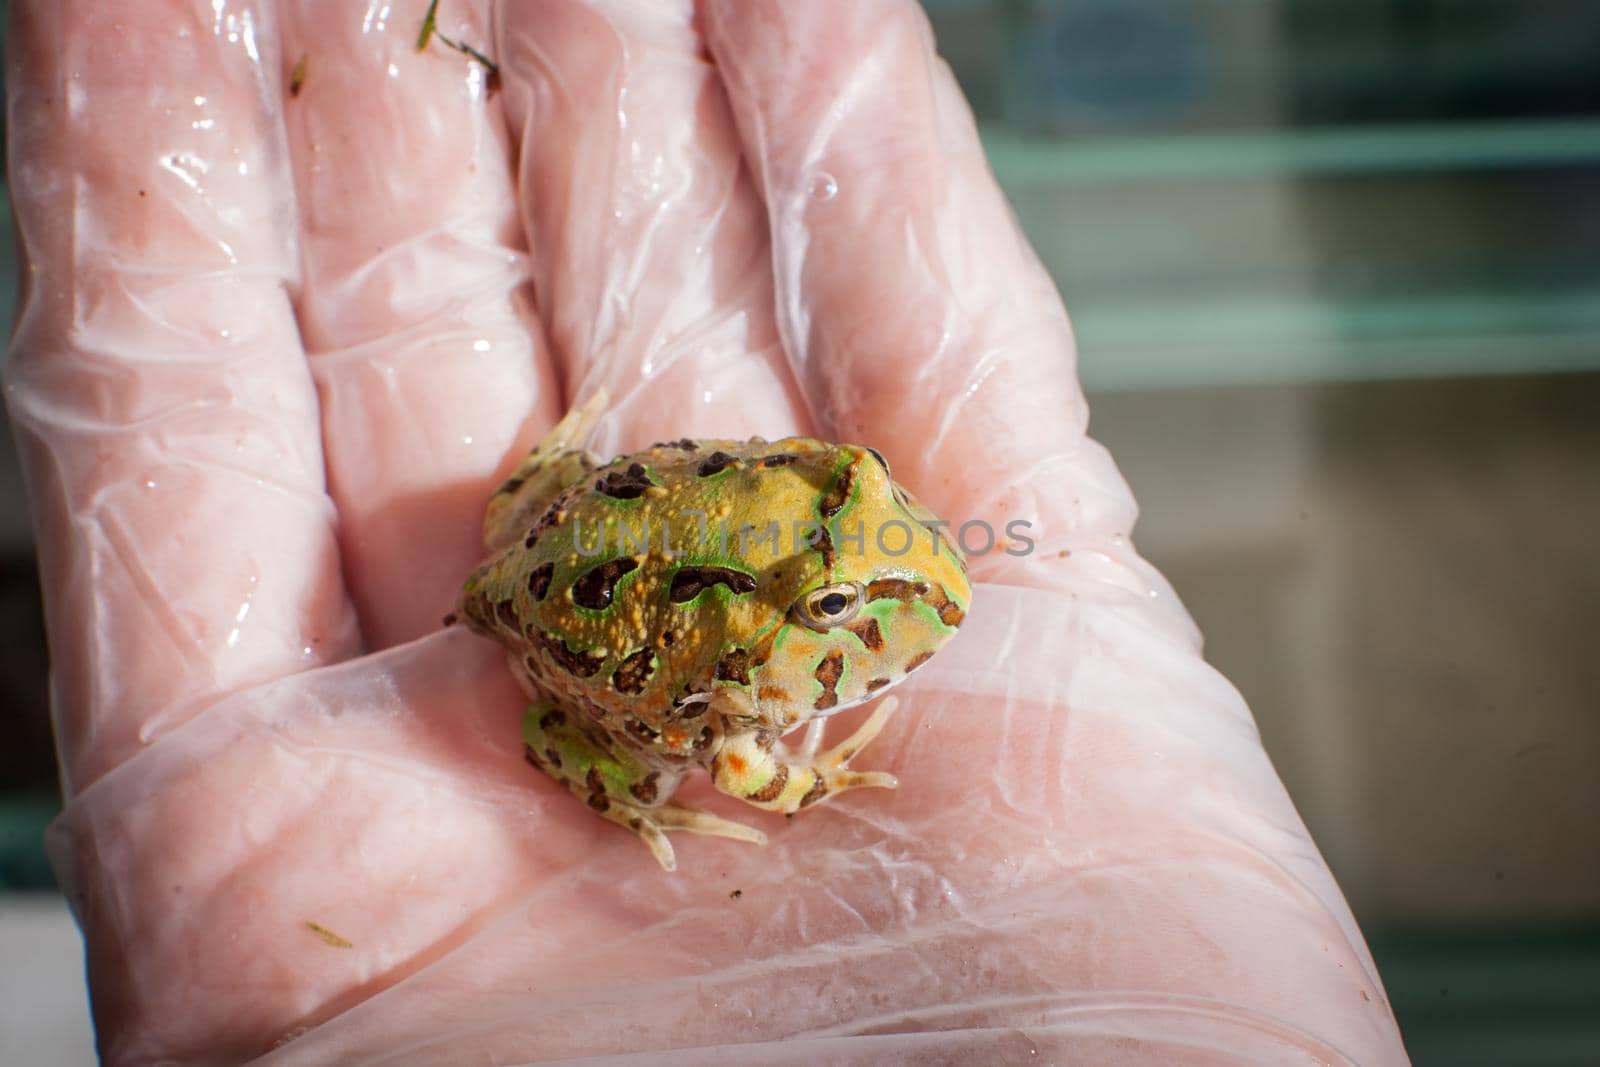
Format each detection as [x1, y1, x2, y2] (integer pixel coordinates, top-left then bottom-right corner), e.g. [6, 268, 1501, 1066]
[4, 1, 1408, 1062]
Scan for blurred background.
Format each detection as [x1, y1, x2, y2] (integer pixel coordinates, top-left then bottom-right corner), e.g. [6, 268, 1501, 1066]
[2, 1, 1597, 1063]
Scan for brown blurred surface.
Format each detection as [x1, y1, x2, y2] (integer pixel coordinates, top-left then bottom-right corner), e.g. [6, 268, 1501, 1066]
[1094, 372, 1600, 924]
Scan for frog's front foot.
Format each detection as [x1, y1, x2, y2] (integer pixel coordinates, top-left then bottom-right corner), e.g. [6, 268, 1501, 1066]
[522, 702, 765, 872]
[711, 696, 901, 815]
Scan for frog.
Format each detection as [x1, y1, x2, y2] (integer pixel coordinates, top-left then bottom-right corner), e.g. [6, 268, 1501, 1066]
[449, 391, 971, 871]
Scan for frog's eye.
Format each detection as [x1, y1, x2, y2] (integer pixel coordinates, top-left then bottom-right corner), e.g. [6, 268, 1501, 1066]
[791, 582, 863, 629]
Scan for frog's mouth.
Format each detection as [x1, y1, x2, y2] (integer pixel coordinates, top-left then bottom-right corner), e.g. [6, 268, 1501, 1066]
[781, 668, 916, 731]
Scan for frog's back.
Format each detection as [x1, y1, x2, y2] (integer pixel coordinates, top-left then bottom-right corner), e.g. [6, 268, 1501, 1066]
[459, 437, 850, 728]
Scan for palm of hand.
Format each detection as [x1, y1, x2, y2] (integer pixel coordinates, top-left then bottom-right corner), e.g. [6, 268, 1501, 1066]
[4, 1, 1404, 1063]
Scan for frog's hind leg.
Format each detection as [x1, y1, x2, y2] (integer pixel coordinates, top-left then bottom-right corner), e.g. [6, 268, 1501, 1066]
[484, 388, 610, 553]
[521, 701, 766, 872]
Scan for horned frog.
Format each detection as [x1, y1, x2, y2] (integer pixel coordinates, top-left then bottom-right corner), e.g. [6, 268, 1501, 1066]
[451, 392, 971, 870]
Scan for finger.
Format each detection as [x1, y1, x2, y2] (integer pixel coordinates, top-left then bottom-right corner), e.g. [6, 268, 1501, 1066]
[705, 1, 1174, 608]
[3, 0, 360, 791]
[278, 0, 559, 648]
[496, 0, 808, 456]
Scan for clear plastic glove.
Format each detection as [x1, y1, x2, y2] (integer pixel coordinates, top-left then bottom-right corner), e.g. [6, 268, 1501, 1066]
[4, 1, 1408, 1063]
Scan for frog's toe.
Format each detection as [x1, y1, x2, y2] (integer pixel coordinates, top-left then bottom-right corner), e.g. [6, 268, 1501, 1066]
[792, 717, 829, 763]
[827, 769, 898, 793]
[631, 802, 767, 872]
[817, 696, 899, 771]
[629, 817, 680, 872]
[652, 802, 769, 845]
